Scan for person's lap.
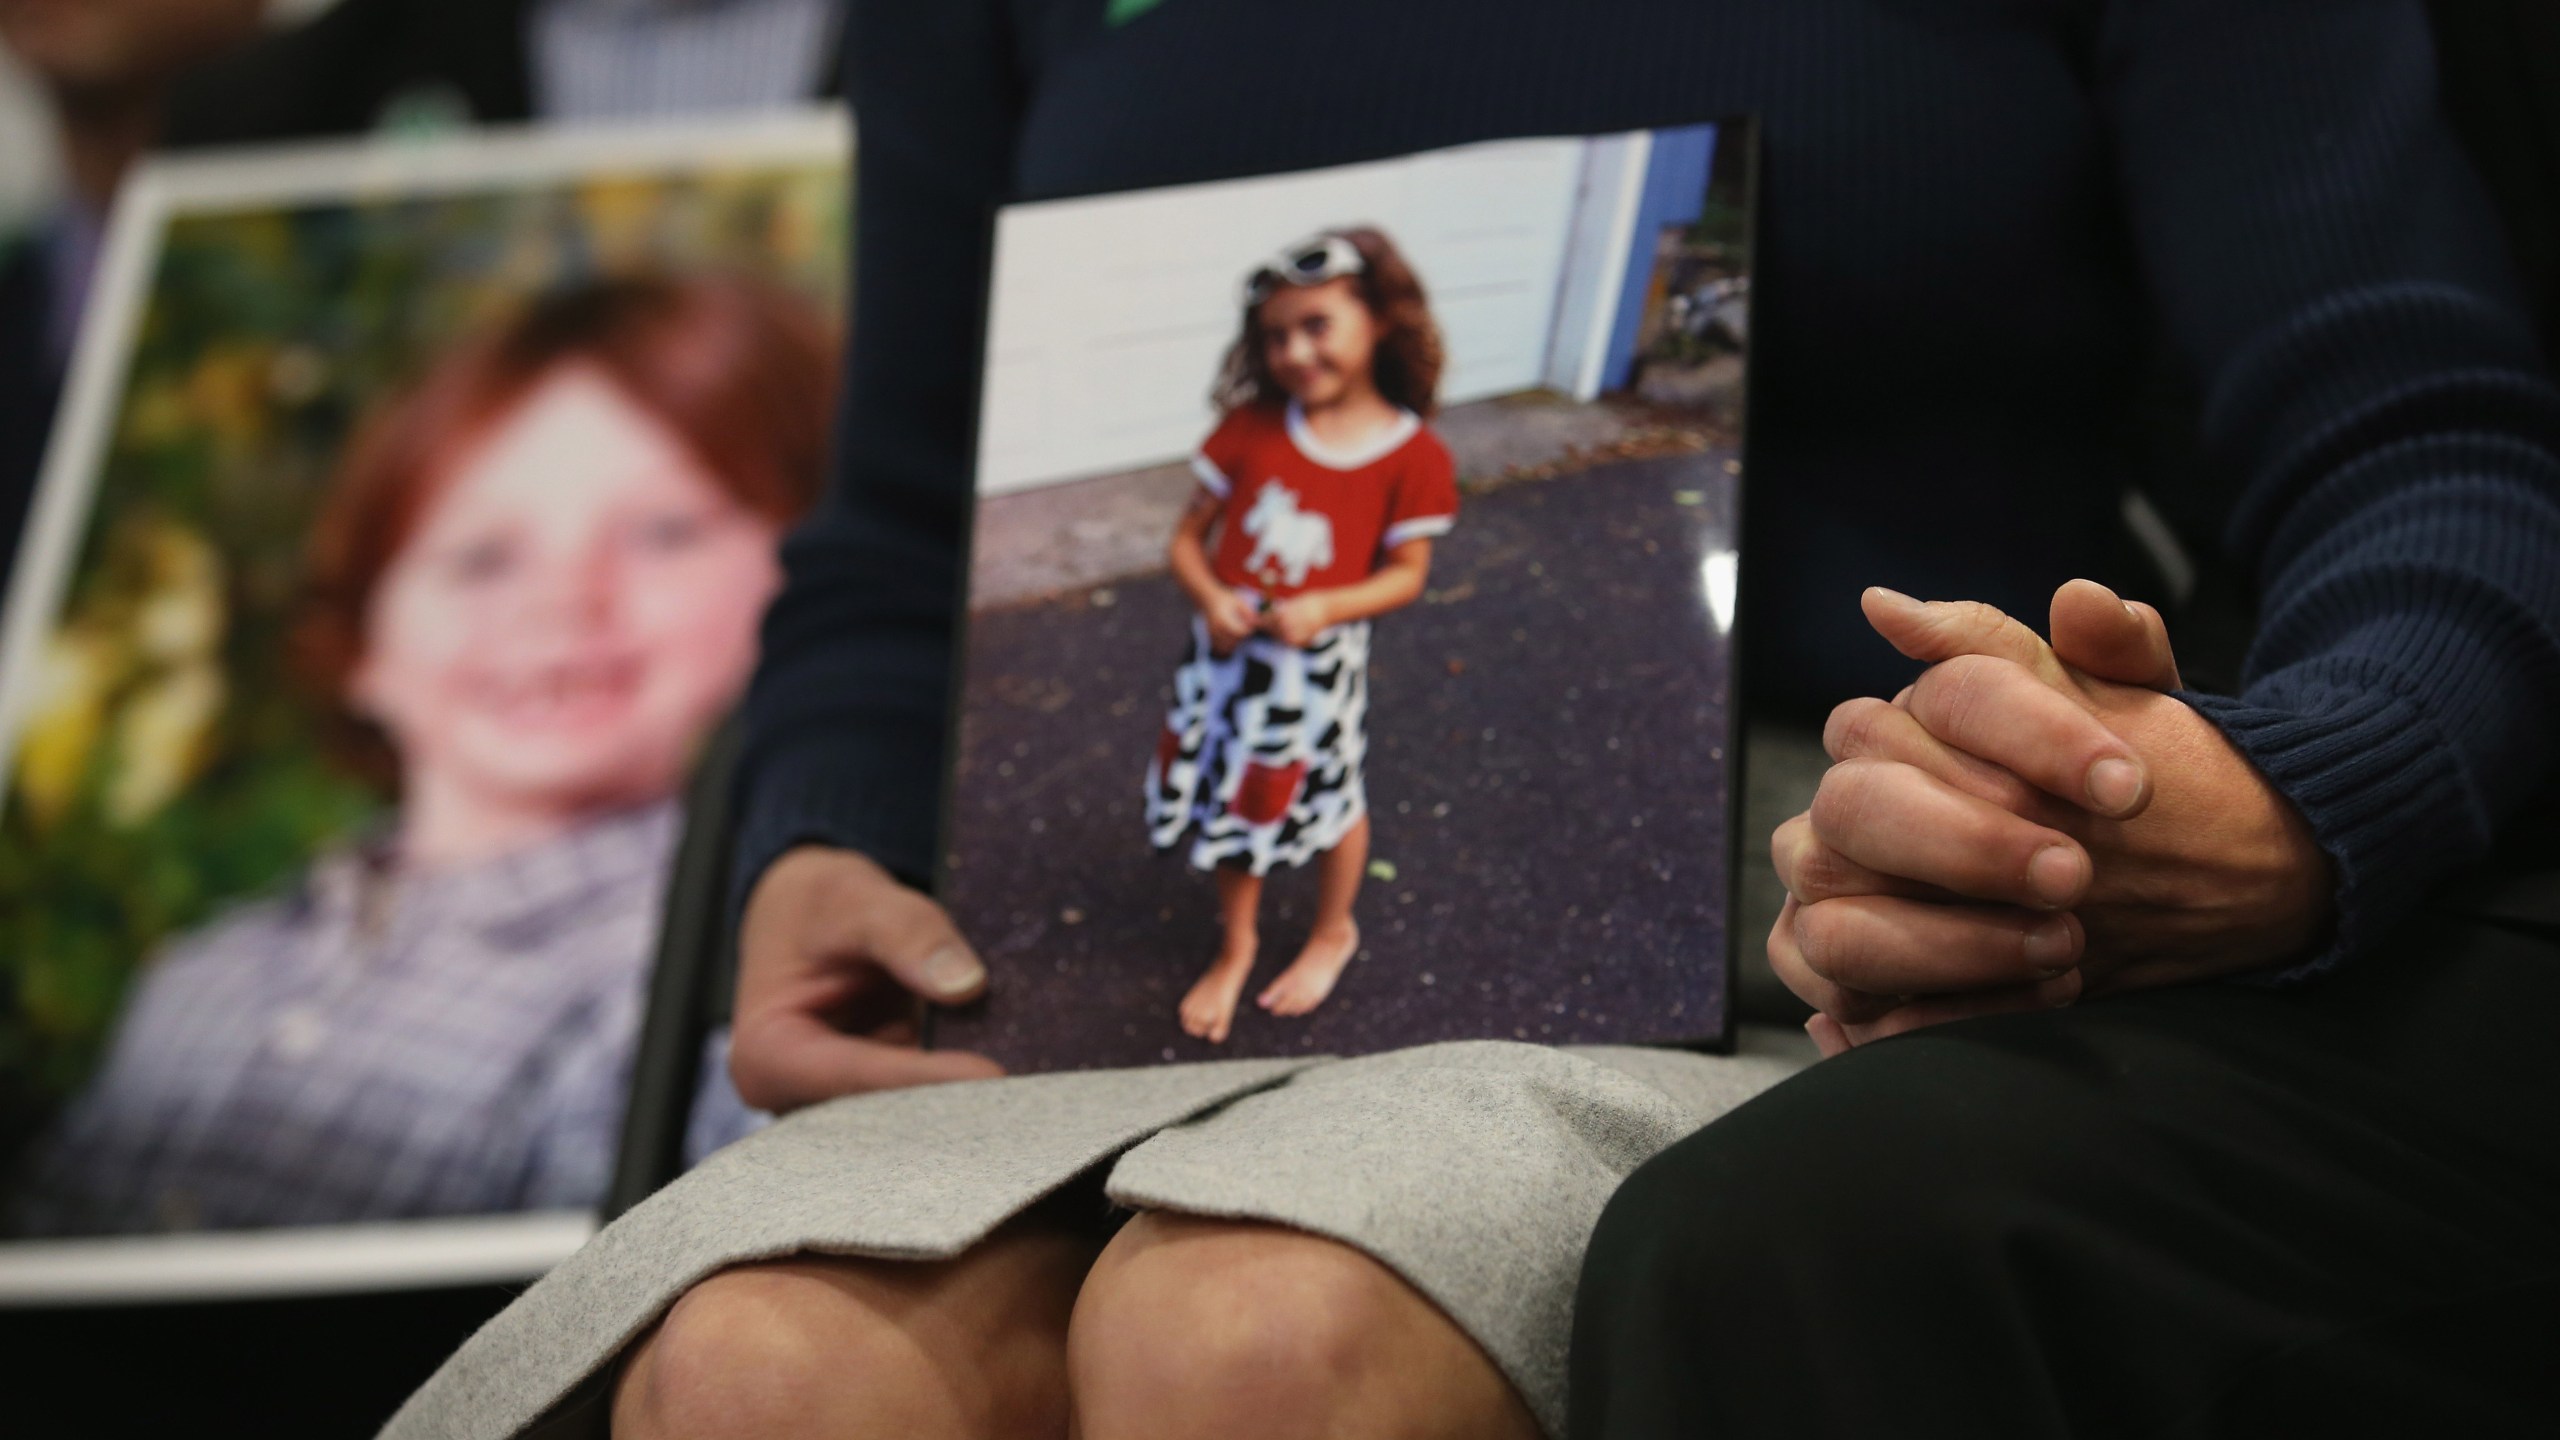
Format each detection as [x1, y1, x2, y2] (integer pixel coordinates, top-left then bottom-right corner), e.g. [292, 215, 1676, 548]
[1572, 909, 2560, 1438]
[613, 1203, 1103, 1440]
[596, 1040, 1754, 1440]
[384, 1040, 1802, 1440]
[613, 1194, 1541, 1440]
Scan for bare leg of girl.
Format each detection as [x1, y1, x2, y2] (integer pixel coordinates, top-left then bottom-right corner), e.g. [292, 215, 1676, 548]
[1259, 816, 1366, 1016]
[611, 1217, 1100, 1440]
[1179, 864, 1261, 1042]
[1067, 1213, 1541, 1440]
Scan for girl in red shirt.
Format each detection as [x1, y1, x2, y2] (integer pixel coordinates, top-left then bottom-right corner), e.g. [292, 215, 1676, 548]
[1146, 228, 1460, 1044]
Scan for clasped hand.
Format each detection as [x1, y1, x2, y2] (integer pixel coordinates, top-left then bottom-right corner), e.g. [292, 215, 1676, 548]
[1772, 580, 2336, 1058]
[1205, 586, 1332, 649]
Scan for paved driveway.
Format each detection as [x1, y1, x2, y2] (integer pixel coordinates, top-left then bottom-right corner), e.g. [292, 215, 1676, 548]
[939, 449, 1740, 1072]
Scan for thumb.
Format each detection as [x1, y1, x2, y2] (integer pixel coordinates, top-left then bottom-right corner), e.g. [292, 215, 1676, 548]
[2048, 579, 2181, 690]
[862, 886, 992, 1006]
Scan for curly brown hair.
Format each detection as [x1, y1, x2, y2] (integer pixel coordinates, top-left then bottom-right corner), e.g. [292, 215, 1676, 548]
[292, 275, 835, 788]
[1212, 226, 1444, 418]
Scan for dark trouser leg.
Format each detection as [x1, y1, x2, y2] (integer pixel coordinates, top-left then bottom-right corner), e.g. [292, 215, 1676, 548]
[1571, 915, 2560, 1439]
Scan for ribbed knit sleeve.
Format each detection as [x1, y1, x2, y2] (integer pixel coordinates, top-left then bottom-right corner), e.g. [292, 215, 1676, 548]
[2103, 0, 2560, 973]
[731, 0, 1023, 894]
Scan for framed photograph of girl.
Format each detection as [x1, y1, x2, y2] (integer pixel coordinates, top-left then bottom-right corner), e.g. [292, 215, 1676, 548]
[0, 111, 846, 1295]
[941, 120, 1754, 1073]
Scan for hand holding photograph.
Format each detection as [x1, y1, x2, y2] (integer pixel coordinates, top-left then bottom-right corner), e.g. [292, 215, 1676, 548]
[940, 121, 1755, 1072]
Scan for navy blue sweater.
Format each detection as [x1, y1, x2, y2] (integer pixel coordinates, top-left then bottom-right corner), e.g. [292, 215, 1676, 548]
[739, 0, 2560, 974]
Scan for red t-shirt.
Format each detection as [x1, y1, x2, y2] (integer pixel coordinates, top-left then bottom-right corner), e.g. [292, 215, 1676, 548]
[1193, 402, 1459, 599]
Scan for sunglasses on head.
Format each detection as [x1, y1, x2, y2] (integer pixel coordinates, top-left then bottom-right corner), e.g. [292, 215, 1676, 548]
[1240, 234, 1366, 307]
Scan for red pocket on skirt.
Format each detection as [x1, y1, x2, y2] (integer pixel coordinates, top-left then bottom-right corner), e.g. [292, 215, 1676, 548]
[1233, 760, 1307, 825]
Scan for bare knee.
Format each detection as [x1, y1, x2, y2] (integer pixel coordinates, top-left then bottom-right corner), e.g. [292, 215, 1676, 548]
[1067, 1214, 1534, 1440]
[613, 1259, 914, 1440]
[1072, 1215, 1387, 1400]
[614, 1225, 1092, 1440]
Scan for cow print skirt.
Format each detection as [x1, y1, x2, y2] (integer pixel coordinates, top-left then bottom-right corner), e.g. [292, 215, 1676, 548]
[1145, 617, 1370, 875]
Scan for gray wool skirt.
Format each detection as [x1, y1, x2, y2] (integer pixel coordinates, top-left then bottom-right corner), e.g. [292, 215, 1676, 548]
[379, 1037, 1808, 1440]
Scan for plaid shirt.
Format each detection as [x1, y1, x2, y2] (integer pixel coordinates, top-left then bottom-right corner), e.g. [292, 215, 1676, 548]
[13, 803, 760, 1236]
[531, 0, 838, 123]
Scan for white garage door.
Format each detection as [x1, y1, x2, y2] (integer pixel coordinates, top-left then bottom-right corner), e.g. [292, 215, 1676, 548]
[976, 135, 1592, 495]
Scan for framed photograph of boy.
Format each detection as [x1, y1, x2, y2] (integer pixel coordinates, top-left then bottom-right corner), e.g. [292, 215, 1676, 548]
[0, 111, 846, 1296]
[940, 120, 1755, 1073]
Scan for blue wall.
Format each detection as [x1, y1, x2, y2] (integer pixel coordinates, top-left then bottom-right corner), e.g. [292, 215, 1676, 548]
[1598, 123, 1717, 394]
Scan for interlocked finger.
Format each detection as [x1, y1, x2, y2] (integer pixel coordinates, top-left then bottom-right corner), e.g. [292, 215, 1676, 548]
[1862, 589, 2069, 683]
[1771, 811, 1949, 904]
[1906, 655, 2150, 817]
[1809, 758, 2092, 909]
[1790, 893, 2082, 995]
[1767, 897, 1904, 1025]
[1822, 695, 2056, 820]
[1834, 971, 2084, 1047]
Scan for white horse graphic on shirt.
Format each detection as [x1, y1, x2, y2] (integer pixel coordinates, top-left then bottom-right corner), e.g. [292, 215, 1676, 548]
[1241, 483, 1335, 589]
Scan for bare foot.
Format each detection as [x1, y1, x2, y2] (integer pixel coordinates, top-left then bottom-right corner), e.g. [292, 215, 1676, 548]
[1259, 921, 1358, 1017]
[1180, 937, 1257, 1043]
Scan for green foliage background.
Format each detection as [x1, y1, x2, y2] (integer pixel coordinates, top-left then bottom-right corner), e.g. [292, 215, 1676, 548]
[0, 157, 846, 1153]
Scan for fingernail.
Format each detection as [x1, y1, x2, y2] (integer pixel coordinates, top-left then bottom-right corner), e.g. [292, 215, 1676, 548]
[2085, 756, 2144, 815]
[1866, 586, 1923, 617]
[2028, 845, 2084, 907]
[922, 943, 985, 997]
[2023, 916, 2077, 972]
